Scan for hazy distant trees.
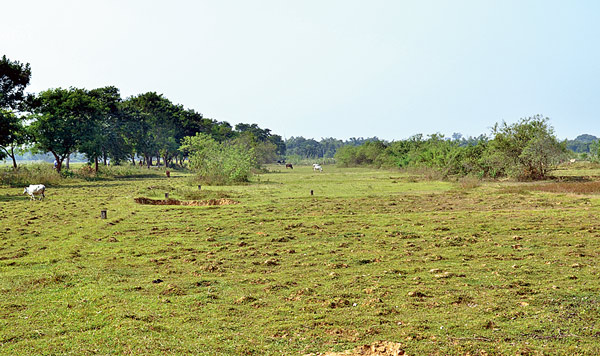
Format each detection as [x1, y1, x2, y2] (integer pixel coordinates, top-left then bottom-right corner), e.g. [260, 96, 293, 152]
[566, 134, 598, 153]
[285, 136, 378, 160]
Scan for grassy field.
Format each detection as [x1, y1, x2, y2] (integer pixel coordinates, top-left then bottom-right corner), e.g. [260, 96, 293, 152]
[2, 165, 600, 355]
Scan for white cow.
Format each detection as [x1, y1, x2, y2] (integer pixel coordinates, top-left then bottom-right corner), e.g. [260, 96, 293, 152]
[313, 164, 323, 172]
[23, 184, 46, 200]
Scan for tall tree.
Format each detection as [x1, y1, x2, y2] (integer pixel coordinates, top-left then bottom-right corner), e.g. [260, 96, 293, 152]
[29, 87, 101, 172]
[0, 55, 32, 167]
[85, 86, 131, 170]
[123, 92, 182, 167]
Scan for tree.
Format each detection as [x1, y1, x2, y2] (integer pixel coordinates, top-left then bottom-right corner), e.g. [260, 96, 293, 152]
[0, 55, 31, 110]
[0, 110, 28, 169]
[486, 115, 567, 180]
[29, 88, 102, 172]
[0, 55, 32, 168]
[82, 86, 126, 171]
[122, 92, 183, 168]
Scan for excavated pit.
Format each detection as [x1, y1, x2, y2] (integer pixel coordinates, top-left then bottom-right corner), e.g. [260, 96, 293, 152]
[134, 197, 238, 206]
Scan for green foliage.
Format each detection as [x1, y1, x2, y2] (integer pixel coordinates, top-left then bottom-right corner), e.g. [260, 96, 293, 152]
[334, 116, 566, 181]
[334, 141, 388, 167]
[1, 55, 32, 168]
[487, 115, 567, 180]
[0, 55, 31, 110]
[180, 133, 256, 184]
[588, 140, 600, 162]
[29, 87, 103, 172]
[0, 109, 21, 159]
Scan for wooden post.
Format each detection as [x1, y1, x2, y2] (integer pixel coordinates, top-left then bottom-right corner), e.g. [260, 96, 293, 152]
[165, 193, 169, 199]
[101, 210, 107, 219]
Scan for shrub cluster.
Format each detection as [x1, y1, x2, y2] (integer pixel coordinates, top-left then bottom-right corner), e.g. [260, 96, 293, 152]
[180, 133, 256, 185]
[335, 116, 568, 180]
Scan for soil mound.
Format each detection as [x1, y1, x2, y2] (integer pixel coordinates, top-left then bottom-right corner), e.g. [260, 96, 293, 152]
[134, 197, 238, 206]
[306, 341, 406, 356]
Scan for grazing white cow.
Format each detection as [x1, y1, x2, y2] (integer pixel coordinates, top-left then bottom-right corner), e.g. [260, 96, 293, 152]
[23, 184, 46, 200]
[313, 164, 323, 172]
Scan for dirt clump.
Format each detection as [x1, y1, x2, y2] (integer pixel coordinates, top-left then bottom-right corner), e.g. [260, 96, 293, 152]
[134, 197, 238, 206]
[306, 341, 406, 356]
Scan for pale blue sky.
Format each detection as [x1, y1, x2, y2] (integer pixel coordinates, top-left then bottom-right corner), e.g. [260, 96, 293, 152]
[3, 0, 599, 140]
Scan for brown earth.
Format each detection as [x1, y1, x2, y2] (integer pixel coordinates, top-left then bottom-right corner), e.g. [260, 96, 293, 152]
[134, 197, 238, 206]
[305, 341, 406, 356]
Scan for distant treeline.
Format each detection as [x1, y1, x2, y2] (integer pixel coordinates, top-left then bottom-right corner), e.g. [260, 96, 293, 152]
[284, 136, 380, 159]
[566, 134, 599, 153]
[0, 55, 284, 173]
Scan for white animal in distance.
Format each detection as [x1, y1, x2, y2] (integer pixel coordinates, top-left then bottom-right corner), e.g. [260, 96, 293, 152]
[313, 164, 323, 172]
[23, 184, 46, 200]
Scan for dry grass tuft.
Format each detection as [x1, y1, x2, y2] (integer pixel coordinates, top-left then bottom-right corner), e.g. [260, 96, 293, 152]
[458, 176, 481, 190]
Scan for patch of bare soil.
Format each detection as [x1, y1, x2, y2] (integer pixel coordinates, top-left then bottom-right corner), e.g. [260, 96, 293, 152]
[305, 341, 406, 356]
[134, 197, 238, 206]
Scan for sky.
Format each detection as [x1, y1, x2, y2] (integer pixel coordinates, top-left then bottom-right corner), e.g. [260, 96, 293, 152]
[2, 0, 599, 141]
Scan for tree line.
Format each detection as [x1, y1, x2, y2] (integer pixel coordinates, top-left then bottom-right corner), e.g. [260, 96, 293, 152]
[284, 136, 381, 160]
[335, 116, 569, 180]
[0, 55, 285, 173]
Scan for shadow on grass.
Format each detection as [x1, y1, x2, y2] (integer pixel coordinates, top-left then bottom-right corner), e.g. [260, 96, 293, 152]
[52, 181, 128, 189]
[0, 194, 31, 202]
[551, 175, 593, 182]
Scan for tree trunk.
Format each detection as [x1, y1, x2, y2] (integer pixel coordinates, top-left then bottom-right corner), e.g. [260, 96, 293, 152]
[66, 154, 70, 169]
[10, 147, 17, 170]
[164, 154, 169, 168]
[52, 152, 62, 173]
[95, 157, 99, 172]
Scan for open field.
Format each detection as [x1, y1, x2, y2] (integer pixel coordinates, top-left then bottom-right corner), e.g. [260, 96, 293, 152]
[2, 165, 600, 355]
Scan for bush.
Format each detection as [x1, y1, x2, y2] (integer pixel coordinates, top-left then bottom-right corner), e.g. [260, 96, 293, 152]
[486, 115, 567, 180]
[334, 141, 387, 167]
[180, 133, 256, 185]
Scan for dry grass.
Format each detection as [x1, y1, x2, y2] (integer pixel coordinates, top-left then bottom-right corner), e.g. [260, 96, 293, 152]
[457, 176, 481, 190]
[529, 181, 600, 194]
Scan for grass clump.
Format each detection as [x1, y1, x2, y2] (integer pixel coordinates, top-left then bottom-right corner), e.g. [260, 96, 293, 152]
[0, 163, 63, 187]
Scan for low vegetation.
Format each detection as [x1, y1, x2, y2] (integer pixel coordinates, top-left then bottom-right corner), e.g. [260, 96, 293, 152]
[2, 164, 600, 355]
[335, 116, 569, 181]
